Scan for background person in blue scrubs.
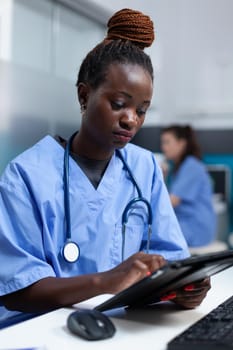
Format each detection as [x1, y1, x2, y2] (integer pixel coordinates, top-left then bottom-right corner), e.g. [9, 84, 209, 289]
[0, 9, 210, 321]
[160, 124, 217, 247]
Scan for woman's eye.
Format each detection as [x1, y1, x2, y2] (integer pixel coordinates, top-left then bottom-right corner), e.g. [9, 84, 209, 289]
[111, 101, 124, 110]
[137, 109, 147, 117]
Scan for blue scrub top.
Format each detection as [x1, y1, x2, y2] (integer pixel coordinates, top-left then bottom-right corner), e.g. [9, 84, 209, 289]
[168, 156, 216, 247]
[0, 136, 189, 321]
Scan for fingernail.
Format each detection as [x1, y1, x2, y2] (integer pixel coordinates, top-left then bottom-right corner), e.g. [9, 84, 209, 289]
[184, 284, 194, 291]
[146, 271, 151, 276]
[160, 292, 176, 301]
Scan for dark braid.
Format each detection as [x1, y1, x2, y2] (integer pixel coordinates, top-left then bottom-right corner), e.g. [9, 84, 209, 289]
[106, 8, 154, 49]
[76, 8, 154, 89]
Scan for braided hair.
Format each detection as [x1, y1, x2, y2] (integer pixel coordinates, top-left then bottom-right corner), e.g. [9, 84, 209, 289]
[76, 8, 155, 89]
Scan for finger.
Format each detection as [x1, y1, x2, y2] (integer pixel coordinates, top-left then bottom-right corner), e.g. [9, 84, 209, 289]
[176, 291, 209, 301]
[173, 288, 209, 308]
[161, 285, 209, 302]
[160, 292, 177, 301]
[177, 286, 210, 299]
[184, 284, 195, 291]
[192, 277, 211, 288]
[182, 277, 211, 293]
[183, 285, 211, 294]
[149, 255, 166, 272]
[132, 253, 166, 273]
[131, 256, 166, 279]
[130, 259, 151, 279]
[174, 295, 208, 309]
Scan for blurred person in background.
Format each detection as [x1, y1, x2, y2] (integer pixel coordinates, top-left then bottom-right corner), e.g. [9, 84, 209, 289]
[160, 124, 217, 248]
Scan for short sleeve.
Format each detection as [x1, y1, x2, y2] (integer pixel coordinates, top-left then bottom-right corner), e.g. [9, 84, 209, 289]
[0, 163, 56, 297]
[169, 158, 204, 202]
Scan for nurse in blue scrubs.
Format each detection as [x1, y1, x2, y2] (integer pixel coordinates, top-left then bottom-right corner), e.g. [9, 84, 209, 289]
[161, 124, 217, 247]
[0, 9, 210, 321]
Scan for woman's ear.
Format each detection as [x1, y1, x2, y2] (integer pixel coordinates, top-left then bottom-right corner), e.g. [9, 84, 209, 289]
[77, 82, 90, 107]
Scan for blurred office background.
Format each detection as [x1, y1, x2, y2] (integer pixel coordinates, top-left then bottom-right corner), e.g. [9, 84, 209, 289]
[0, 0, 233, 242]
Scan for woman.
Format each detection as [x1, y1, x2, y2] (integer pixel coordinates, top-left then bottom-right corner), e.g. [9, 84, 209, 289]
[0, 9, 210, 322]
[161, 124, 217, 247]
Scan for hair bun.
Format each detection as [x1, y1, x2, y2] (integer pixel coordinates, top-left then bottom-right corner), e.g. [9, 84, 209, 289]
[106, 8, 155, 49]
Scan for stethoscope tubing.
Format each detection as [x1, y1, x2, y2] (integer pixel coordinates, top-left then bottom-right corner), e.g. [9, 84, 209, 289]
[63, 132, 153, 263]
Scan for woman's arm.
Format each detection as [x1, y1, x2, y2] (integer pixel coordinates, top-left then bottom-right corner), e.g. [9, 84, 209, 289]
[170, 193, 181, 207]
[1, 252, 165, 313]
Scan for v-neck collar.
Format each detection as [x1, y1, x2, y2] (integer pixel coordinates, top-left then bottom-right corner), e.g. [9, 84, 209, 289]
[46, 135, 123, 197]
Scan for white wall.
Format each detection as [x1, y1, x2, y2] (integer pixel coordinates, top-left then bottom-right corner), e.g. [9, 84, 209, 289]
[0, 0, 13, 61]
[91, 0, 233, 128]
[0, 0, 105, 173]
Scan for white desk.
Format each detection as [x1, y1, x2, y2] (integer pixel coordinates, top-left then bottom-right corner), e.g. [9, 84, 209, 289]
[1, 267, 233, 350]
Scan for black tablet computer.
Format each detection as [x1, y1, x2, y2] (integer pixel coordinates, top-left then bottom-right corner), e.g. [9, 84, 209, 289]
[95, 249, 233, 312]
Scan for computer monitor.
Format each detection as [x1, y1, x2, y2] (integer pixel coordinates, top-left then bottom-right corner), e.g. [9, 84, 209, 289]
[206, 164, 231, 204]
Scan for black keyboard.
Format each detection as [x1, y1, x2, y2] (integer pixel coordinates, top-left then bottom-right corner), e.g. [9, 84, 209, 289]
[167, 295, 233, 350]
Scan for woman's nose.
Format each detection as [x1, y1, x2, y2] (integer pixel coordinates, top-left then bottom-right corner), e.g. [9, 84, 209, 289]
[119, 110, 137, 129]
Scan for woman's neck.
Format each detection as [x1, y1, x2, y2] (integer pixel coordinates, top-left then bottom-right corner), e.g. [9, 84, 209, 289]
[71, 131, 114, 161]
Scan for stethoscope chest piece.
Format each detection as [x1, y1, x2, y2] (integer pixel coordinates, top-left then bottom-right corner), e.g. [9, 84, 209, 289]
[62, 240, 80, 263]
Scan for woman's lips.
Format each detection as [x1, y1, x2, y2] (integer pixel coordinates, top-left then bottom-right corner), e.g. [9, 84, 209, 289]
[113, 131, 133, 143]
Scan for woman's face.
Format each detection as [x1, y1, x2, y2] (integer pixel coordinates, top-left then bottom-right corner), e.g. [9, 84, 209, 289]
[78, 63, 153, 158]
[161, 132, 187, 162]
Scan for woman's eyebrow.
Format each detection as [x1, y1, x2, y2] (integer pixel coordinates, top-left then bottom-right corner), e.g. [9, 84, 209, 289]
[117, 90, 151, 104]
[117, 90, 132, 99]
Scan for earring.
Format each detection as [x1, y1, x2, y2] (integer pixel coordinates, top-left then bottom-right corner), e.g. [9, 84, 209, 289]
[80, 104, 86, 117]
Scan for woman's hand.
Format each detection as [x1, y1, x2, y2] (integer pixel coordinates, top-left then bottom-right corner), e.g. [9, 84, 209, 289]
[102, 252, 166, 295]
[160, 277, 211, 309]
[101, 254, 210, 309]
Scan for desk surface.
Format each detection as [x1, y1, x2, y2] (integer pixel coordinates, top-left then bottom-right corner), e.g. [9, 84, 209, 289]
[1, 267, 233, 350]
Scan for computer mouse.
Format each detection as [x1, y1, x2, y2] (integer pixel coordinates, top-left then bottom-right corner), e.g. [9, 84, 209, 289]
[67, 309, 116, 341]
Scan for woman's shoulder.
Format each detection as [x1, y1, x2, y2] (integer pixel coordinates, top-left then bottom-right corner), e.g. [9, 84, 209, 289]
[120, 143, 163, 181]
[183, 155, 203, 167]
[1, 135, 63, 183]
[14, 135, 62, 164]
[181, 155, 207, 174]
[123, 142, 153, 156]
[122, 143, 156, 164]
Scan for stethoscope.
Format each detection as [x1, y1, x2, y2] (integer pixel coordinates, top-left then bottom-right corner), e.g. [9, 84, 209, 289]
[61, 132, 153, 263]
